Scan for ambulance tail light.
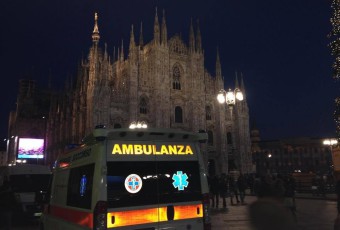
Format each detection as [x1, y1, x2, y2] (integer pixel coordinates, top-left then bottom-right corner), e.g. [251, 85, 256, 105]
[202, 193, 211, 230]
[94, 201, 107, 230]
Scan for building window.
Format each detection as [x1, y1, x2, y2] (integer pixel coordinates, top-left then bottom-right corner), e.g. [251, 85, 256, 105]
[175, 106, 183, 123]
[172, 66, 181, 90]
[227, 132, 232, 144]
[207, 130, 214, 146]
[139, 98, 148, 114]
[206, 106, 212, 120]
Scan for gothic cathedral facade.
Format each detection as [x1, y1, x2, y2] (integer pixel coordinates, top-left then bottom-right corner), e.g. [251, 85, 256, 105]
[46, 10, 253, 175]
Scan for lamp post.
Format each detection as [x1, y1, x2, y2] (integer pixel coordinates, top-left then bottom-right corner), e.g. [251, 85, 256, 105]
[216, 88, 244, 173]
[217, 88, 244, 108]
[323, 138, 338, 173]
[267, 153, 272, 174]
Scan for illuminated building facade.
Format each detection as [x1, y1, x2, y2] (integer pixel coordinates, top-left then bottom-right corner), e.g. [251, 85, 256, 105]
[10, 10, 252, 174]
[251, 124, 334, 175]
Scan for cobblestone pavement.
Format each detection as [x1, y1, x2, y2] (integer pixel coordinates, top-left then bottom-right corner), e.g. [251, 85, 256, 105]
[210, 195, 338, 230]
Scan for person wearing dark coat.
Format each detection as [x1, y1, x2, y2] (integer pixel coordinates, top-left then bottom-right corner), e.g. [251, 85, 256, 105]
[209, 175, 220, 208]
[0, 180, 16, 230]
[334, 173, 340, 230]
[249, 174, 298, 230]
[229, 175, 240, 205]
[237, 174, 247, 204]
[218, 173, 229, 209]
[283, 175, 297, 221]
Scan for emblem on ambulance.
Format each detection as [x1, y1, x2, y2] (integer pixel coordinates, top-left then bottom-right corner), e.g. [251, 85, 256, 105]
[80, 174, 87, 196]
[172, 171, 189, 191]
[125, 174, 143, 193]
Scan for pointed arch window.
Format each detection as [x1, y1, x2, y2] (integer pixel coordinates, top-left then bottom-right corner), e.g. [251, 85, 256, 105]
[206, 106, 212, 120]
[207, 130, 214, 146]
[175, 106, 183, 123]
[227, 132, 233, 145]
[139, 97, 148, 114]
[172, 66, 181, 90]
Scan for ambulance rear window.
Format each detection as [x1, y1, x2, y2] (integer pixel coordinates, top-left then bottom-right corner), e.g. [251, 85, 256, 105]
[107, 161, 201, 208]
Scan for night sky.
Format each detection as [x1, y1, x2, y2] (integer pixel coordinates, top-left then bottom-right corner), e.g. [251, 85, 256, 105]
[0, 0, 337, 141]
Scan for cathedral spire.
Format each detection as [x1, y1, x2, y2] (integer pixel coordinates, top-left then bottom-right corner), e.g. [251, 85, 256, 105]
[153, 7, 160, 44]
[92, 12, 100, 45]
[240, 72, 246, 98]
[113, 46, 116, 62]
[120, 40, 124, 61]
[235, 71, 240, 88]
[196, 19, 202, 53]
[129, 24, 136, 49]
[216, 48, 222, 78]
[129, 25, 137, 61]
[189, 18, 195, 53]
[104, 43, 108, 60]
[139, 21, 144, 48]
[161, 9, 168, 46]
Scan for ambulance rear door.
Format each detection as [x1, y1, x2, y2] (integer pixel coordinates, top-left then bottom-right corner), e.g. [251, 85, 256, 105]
[154, 140, 205, 230]
[105, 140, 204, 230]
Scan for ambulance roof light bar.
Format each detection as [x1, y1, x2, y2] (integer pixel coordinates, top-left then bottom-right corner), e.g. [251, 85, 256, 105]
[129, 121, 148, 129]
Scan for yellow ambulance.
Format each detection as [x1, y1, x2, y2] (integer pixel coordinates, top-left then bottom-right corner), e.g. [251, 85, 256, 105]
[40, 127, 211, 230]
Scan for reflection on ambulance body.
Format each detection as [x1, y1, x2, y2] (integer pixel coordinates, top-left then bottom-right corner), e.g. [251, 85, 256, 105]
[41, 127, 211, 230]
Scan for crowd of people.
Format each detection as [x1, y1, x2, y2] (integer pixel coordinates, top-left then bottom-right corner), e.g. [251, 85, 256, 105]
[208, 172, 250, 210]
[208, 171, 340, 230]
[208, 172, 299, 229]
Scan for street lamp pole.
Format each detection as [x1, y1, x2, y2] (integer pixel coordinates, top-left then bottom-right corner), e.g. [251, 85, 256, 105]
[267, 153, 272, 174]
[216, 88, 244, 173]
[323, 138, 338, 173]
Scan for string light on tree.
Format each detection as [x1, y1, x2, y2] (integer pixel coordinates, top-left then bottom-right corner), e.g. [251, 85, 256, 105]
[329, 0, 340, 140]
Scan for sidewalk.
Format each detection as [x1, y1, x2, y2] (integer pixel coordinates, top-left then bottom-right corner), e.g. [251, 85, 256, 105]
[210, 196, 255, 230]
[209, 193, 338, 230]
[295, 192, 337, 201]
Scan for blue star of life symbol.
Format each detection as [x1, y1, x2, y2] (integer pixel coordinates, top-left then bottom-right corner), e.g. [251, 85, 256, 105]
[172, 171, 189, 191]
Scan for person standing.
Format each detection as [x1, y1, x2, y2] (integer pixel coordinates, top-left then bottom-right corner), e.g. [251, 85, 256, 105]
[248, 174, 298, 230]
[248, 174, 255, 195]
[210, 175, 220, 209]
[334, 172, 340, 230]
[282, 175, 297, 222]
[311, 176, 319, 196]
[229, 175, 240, 205]
[218, 173, 229, 210]
[0, 179, 16, 230]
[237, 173, 247, 204]
[253, 174, 262, 196]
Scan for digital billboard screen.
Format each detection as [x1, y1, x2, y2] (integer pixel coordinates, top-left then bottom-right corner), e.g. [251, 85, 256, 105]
[18, 138, 44, 159]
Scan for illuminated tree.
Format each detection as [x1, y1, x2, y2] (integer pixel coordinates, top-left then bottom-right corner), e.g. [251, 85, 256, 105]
[329, 0, 340, 140]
